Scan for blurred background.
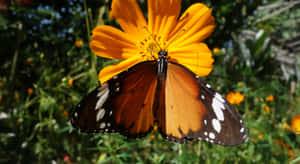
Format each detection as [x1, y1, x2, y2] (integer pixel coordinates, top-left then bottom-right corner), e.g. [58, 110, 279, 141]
[0, 0, 300, 163]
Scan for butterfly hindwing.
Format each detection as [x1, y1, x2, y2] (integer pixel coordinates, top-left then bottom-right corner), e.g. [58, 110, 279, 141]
[71, 61, 158, 137]
[158, 62, 247, 145]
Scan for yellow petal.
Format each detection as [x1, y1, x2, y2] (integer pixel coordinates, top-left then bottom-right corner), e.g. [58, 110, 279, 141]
[110, 0, 147, 41]
[99, 55, 144, 84]
[90, 25, 137, 59]
[168, 43, 214, 77]
[168, 3, 215, 48]
[148, 0, 181, 40]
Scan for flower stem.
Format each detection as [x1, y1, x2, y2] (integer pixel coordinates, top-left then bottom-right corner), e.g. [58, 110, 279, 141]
[83, 0, 97, 79]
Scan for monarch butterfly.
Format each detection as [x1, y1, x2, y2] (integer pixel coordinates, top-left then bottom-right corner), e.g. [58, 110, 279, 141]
[71, 49, 248, 146]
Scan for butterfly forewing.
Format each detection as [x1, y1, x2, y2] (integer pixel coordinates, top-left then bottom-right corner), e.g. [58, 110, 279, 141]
[158, 62, 247, 145]
[71, 61, 158, 137]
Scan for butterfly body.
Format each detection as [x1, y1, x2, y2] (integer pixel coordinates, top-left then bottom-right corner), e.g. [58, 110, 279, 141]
[71, 50, 248, 145]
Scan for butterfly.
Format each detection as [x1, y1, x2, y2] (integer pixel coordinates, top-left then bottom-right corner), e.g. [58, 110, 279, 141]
[71, 50, 248, 145]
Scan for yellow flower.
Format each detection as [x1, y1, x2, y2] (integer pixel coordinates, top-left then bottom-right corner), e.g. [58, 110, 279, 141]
[258, 134, 263, 139]
[153, 125, 158, 132]
[27, 88, 33, 96]
[254, 98, 259, 103]
[263, 105, 270, 114]
[266, 95, 274, 102]
[281, 122, 290, 131]
[0, 82, 3, 87]
[75, 40, 83, 47]
[90, 0, 215, 84]
[291, 115, 300, 135]
[213, 47, 220, 54]
[226, 92, 244, 105]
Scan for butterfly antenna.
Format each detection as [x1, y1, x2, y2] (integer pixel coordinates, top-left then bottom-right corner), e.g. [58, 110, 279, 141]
[165, 28, 186, 51]
[141, 26, 162, 50]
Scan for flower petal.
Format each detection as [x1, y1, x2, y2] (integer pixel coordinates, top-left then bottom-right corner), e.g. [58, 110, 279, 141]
[168, 3, 215, 48]
[99, 55, 144, 84]
[90, 25, 137, 59]
[110, 0, 147, 41]
[168, 43, 214, 77]
[148, 0, 181, 41]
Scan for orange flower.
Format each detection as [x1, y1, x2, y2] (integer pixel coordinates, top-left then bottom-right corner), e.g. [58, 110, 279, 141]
[67, 79, 73, 88]
[90, 0, 215, 84]
[258, 134, 263, 139]
[213, 47, 220, 54]
[264, 105, 270, 114]
[27, 88, 33, 96]
[266, 95, 274, 102]
[26, 58, 32, 64]
[75, 40, 83, 47]
[63, 111, 69, 117]
[291, 115, 300, 135]
[226, 92, 244, 105]
[149, 134, 156, 140]
[0, 82, 3, 87]
[153, 125, 158, 132]
[15, 94, 19, 101]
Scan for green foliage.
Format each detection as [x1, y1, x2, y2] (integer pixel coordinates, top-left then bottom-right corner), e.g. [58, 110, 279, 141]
[0, 0, 299, 163]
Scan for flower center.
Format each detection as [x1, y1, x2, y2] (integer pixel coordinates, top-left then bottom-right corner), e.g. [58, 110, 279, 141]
[137, 35, 166, 60]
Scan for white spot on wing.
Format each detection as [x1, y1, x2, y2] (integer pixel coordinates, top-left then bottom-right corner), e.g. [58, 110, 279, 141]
[212, 96, 225, 121]
[240, 127, 244, 133]
[204, 132, 208, 136]
[206, 84, 211, 88]
[201, 95, 205, 100]
[74, 112, 78, 118]
[95, 86, 109, 110]
[96, 109, 105, 122]
[204, 120, 207, 125]
[215, 93, 225, 103]
[99, 122, 106, 129]
[209, 132, 215, 139]
[212, 119, 221, 133]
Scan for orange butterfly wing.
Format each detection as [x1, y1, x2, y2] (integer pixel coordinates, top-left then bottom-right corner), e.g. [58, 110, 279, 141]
[71, 62, 157, 137]
[158, 63, 247, 145]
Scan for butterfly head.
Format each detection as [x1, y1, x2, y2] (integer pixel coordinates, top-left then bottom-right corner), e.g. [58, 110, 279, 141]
[158, 50, 168, 58]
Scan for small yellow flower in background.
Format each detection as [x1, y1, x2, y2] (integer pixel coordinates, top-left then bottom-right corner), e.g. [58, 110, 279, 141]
[226, 92, 244, 104]
[0, 82, 3, 87]
[27, 88, 33, 96]
[153, 125, 158, 132]
[281, 122, 290, 131]
[90, 0, 215, 84]
[263, 105, 270, 114]
[254, 98, 259, 103]
[26, 58, 32, 64]
[75, 40, 83, 47]
[67, 79, 74, 88]
[0, 95, 2, 104]
[149, 134, 156, 140]
[266, 94, 274, 102]
[213, 47, 220, 54]
[291, 115, 300, 135]
[258, 134, 263, 139]
[15, 94, 19, 101]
